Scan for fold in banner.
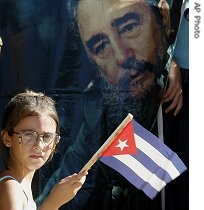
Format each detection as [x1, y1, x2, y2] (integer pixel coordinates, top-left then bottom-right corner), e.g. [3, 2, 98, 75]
[100, 118, 187, 199]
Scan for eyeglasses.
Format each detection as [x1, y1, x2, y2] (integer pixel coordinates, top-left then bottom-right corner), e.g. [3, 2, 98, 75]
[12, 130, 60, 146]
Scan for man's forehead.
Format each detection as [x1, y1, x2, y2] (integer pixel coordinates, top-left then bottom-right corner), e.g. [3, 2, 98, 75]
[77, 0, 167, 13]
[78, 0, 153, 16]
[78, 0, 146, 32]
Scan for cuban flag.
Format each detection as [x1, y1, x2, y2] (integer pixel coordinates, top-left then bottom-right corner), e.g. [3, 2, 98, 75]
[99, 118, 187, 199]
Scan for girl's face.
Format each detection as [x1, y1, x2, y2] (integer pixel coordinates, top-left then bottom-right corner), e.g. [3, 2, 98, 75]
[5, 115, 57, 172]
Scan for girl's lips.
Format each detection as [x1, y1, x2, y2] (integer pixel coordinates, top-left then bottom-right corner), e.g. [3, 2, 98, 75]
[30, 155, 43, 159]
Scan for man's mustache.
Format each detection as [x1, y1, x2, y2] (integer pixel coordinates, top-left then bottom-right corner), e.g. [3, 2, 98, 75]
[121, 57, 154, 75]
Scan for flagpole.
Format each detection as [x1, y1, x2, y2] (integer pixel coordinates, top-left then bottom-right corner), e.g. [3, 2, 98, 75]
[79, 113, 133, 172]
[157, 104, 165, 210]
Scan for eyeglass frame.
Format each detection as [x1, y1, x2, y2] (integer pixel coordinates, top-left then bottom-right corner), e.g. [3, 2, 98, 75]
[11, 130, 60, 146]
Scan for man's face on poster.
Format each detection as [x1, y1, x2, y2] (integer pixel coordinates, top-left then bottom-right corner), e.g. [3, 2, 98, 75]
[77, 0, 169, 99]
[76, 0, 170, 127]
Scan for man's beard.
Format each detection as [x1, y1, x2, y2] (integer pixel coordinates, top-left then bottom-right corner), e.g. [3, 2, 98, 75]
[100, 74, 165, 134]
[102, 83, 161, 132]
[98, 56, 167, 133]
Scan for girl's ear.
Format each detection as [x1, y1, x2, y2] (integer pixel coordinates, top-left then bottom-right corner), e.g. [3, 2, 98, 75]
[1, 130, 12, 147]
[158, 0, 172, 38]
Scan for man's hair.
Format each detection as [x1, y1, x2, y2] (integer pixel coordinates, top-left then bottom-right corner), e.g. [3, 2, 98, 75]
[67, 0, 173, 49]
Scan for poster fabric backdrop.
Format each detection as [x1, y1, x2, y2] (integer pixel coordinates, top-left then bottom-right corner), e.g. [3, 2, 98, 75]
[0, 0, 174, 209]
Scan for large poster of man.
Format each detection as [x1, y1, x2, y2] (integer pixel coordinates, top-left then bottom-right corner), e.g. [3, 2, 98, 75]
[0, 0, 181, 210]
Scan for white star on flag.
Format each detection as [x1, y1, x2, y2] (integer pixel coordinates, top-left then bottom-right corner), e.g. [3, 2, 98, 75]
[115, 139, 129, 151]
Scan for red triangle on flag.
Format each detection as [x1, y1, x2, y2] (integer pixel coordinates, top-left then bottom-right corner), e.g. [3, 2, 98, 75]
[102, 121, 137, 157]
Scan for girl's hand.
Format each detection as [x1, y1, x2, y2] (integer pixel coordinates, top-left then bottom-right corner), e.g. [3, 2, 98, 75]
[39, 170, 88, 210]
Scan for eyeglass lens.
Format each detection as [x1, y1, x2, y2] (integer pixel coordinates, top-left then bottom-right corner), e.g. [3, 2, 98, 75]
[21, 130, 58, 145]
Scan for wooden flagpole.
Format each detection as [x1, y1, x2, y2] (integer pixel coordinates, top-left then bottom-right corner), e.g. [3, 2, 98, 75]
[80, 113, 133, 172]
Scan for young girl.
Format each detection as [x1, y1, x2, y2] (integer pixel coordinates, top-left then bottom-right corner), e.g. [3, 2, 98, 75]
[0, 90, 87, 210]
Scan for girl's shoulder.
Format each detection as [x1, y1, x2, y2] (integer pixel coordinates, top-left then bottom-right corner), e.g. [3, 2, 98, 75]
[0, 174, 26, 209]
[0, 174, 24, 195]
[0, 170, 18, 183]
[0, 175, 17, 182]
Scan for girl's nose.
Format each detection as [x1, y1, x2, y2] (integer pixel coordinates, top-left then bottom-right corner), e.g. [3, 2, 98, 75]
[34, 136, 46, 149]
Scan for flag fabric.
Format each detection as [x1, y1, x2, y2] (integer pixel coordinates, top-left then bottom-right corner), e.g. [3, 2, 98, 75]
[99, 118, 187, 199]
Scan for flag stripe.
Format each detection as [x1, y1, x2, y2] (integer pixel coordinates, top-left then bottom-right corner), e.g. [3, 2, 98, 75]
[131, 149, 173, 182]
[133, 121, 187, 175]
[100, 155, 161, 199]
[115, 155, 167, 190]
[135, 134, 181, 179]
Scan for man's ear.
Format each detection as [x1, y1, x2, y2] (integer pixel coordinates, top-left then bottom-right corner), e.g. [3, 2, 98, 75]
[158, 0, 172, 38]
[1, 130, 12, 147]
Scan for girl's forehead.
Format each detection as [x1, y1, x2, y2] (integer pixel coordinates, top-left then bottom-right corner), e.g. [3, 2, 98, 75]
[16, 115, 56, 129]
